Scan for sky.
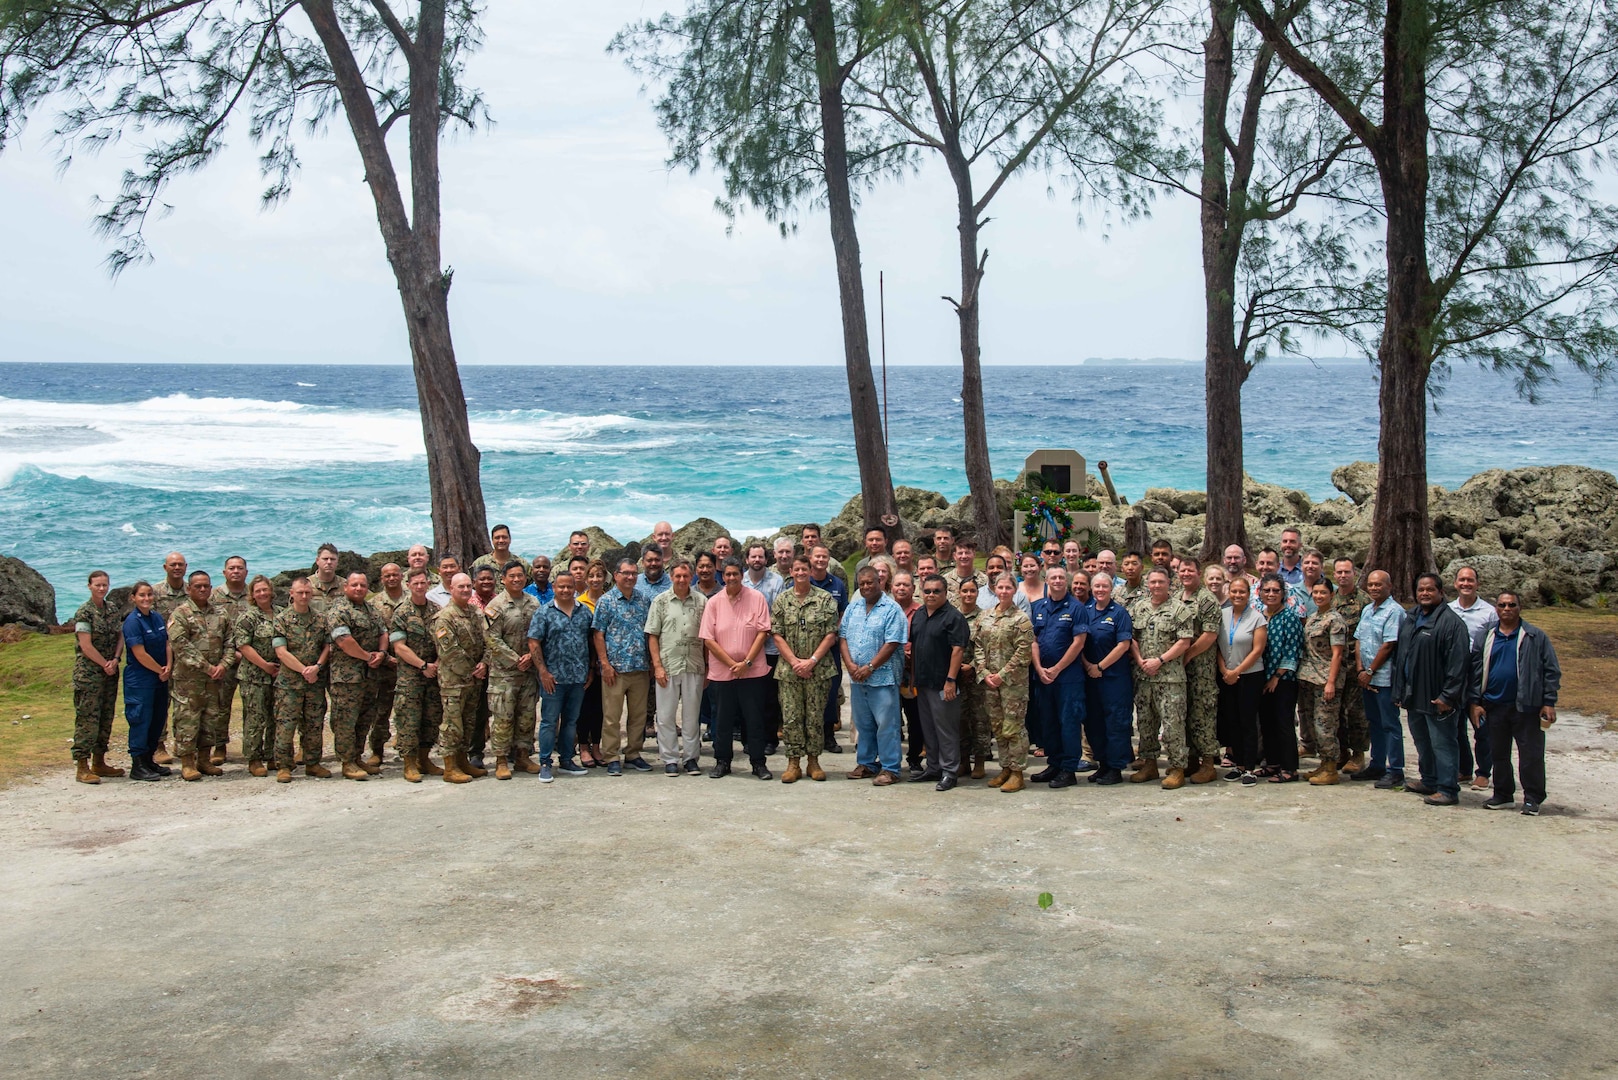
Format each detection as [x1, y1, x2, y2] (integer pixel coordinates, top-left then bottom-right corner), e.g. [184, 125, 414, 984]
[0, 1, 1219, 368]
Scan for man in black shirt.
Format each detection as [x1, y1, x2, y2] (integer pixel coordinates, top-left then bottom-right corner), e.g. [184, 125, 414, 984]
[909, 574, 970, 791]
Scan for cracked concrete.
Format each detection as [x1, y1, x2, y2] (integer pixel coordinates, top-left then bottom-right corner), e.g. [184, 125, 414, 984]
[3, 712, 1616, 1078]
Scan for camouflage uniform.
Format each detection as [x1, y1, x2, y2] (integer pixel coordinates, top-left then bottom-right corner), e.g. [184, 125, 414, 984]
[770, 586, 840, 757]
[232, 605, 280, 763]
[471, 550, 525, 576]
[1180, 587, 1222, 761]
[1133, 597, 1194, 769]
[941, 568, 990, 607]
[150, 581, 188, 745]
[309, 576, 346, 615]
[209, 585, 251, 748]
[1332, 589, 1370, 755]
[1298, 607, 1350, 765]
[389, 598, 443, 757]
[167, 598, 232, 755]
[272, 606, 330, 770]
[326, 594, 388, 765]
[974, 604, 1034, 769]
[369, 589, 413, 757]
[432, 601, 486, 760]
[483, 589, 540, 760]
[70, 599, 121, 761]
[957, 605, 993, 760]
[1115, 580, 1148, 619]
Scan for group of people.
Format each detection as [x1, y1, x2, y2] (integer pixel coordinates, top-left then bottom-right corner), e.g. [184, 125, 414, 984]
[69, 518, 1562, 813]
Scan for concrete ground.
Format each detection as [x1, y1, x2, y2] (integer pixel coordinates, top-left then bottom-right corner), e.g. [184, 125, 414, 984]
[3, 712, 1617, 1079]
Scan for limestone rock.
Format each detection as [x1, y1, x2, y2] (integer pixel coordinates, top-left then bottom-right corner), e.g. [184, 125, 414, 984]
[1242, 475, 1313, 527]
[1331, 461, 1378, 505]
[0, 555, 58, 632]
[550, 526, 623, 566]
[1136, 498, 1179, 524]
[1144, 487, 1205, 517]
[272, 549, 372, 589]
[1311, 497, 1356, 527]
[662, 518, 730, 561]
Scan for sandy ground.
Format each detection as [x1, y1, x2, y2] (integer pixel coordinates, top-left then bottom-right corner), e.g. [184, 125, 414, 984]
[3, 711, 1617, 1079]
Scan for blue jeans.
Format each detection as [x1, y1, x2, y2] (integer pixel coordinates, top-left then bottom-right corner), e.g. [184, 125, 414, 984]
[1362, 686, 1405, 772]
[1085, 674, 1135, 770]
[1407, 707, 1460, 797]
[851, 682, 901, 774]
[1032, 679, 1085, 771]
[538, 682, 584, 764]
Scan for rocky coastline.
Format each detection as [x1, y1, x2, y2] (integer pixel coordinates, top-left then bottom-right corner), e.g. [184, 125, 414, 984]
[1, 461, 1613, 636]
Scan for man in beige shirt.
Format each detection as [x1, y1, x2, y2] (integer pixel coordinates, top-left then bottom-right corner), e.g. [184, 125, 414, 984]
[647, 559, 708, 775]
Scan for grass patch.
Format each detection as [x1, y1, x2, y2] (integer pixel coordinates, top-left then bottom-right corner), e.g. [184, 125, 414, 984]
[1528, 606, 1618, 723]
[0, 632, 83, 785]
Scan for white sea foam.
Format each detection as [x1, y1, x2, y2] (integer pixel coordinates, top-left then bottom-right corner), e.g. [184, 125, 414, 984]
[0, 394, 684, 488]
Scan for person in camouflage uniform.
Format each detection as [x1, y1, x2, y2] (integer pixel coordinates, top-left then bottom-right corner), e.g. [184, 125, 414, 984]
[975, 575, 1035, 789]
[1176, 559, 1223, 783]
[1129, 569, 1195, 788]
[167, 571, 233, 780]
[1298, 581, 1350, 784]
[326, 572, 389, 780]
[366, 563, 411, 765]
[1114, 553, 1148, 616]
[433, 573, 488, 783]
[390, 568, 443, 782]
[272, 578, 333, 781]
[149, 551, 189, 760]
[484, 561, 541, 779]
[71, 570, 123, 783]
[953, 577, 993, 777]
[207, 555, 251, 764]
[1331, 556, 1370, 769]
[232, 575, 281, 775]
[770, 556, 840, 782]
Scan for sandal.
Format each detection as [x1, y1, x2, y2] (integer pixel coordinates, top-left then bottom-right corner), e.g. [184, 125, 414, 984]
[1268, 770, 1298, 784]
[1220, 755, 1236, 769]
[1031, 746, 1047, 758]
[1255, 764, 1280, 778]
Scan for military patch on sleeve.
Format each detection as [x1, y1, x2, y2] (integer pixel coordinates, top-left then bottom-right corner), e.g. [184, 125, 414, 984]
[435, 627, 449, 639]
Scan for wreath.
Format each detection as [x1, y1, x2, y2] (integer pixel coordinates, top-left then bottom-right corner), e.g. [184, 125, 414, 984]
[1014, 481, 1101, 553]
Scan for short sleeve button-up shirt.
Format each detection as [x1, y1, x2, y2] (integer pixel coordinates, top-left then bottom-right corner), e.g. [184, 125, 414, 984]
[699, 586, 773, 682]
[527, 599, 594, 686]
[1030, 593, 1090, 686]
[1355, 597, 1405, 688]
[645, 589, 707, 677]
[592, 587, 652, 673]
[839, 592, 909, 687]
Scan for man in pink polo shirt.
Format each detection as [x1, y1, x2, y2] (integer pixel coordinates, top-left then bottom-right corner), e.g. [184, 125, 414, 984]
[700, 556, 775, 780]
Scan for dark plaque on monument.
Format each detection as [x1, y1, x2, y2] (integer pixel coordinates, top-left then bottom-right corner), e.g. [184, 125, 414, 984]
[1040, 463, 1072, 494]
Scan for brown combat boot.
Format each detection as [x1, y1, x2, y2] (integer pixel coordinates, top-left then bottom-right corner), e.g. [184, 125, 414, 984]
[1161, 767, 1186, 790]
[988, 768, 1012, 788]
[1309, 761, 1341, 786]
[418, 752, 444, 776]
[443, 754, 472, 784]
[276, 766, 293, 783]
[180, 754, 202, 782]
[358, 755, 381, 776]
[363, 750, 383, 770]
[1188, 756, 1218, 784]
[153, 742, 173, 765]
[956, 759, 970, 777]
[1129, 759, 1160, 783]
[781, 758, 802, 784]
[1127, 756, 1145, 771]
[210, 745, 227, 766]
[402, 750, 422, 784]
[1340, 751, 1366, 775]
[1000, 769, 1025, 793]
[75, 758, 100, 785]
[197, 751, 223, 776]
[971, 756, 986, 780]
[248, 760, 268, 777]
[806, 755, 826, 781]
[91, 752, 124, 778]
[341, 758, 370, 781]
[514, 749, 541, 774]
[495, 757, 513, 780]
[304, 762, 332, 779]
[461, 752, 487, 778]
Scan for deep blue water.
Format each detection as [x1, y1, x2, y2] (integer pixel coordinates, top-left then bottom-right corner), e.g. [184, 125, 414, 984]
[2, 361, 1612, 612]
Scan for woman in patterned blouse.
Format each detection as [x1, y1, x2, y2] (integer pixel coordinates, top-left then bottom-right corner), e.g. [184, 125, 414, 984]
[1258, 573, 1303, 783]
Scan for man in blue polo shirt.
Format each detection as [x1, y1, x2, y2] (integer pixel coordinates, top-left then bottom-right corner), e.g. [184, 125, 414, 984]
[1028, 566, 1090, 789]
[1352, 569, 1407, 788]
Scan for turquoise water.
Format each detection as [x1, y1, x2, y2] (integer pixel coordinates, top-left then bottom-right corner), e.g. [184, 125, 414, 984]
[1, 360, 1611, 612]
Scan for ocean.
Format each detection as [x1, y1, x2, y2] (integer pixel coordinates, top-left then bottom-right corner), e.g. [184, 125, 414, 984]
[2, 361, 1612, 612]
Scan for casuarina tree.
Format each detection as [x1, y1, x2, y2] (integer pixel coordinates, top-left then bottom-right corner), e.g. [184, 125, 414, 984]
[0, 0, 494, 561]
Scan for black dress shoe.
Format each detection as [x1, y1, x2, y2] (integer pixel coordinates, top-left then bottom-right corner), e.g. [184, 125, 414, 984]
[909, 770, 943, 783]
[752, 763, 773, 781]
[1092, 768, 1124, 785]
[1029, 765, 1059, 783]
[1086, 769, 1105, 783]
[764, 742, 778, 756]
[826, 741, 845, 754]
[935, 774, 958, 792]
[710, 761, 732, 778]
[129, 755, 163, 781]
[468, 754, 485, 772]
[1048, 769, 1078, 789]
[149, 755, 173, 776]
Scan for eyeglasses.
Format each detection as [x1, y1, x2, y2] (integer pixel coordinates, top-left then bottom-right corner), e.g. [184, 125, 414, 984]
[1497, 601, 1519, 608]
[922, 588, 943, 595]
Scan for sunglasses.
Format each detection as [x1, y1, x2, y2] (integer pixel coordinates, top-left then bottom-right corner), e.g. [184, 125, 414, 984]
[922, 588, 943, 595]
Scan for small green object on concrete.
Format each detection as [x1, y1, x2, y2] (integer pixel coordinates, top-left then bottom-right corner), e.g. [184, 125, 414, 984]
[1037, 892, 1053, 910]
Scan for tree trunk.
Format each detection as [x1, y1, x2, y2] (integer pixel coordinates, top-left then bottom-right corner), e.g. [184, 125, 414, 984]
[806, 0, 898, 539]
[1199, 0, 1249, 563]
[302, 0, 489, 563]
[953, 203, 1004, 552]
[1366, 0, 1437, 601]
